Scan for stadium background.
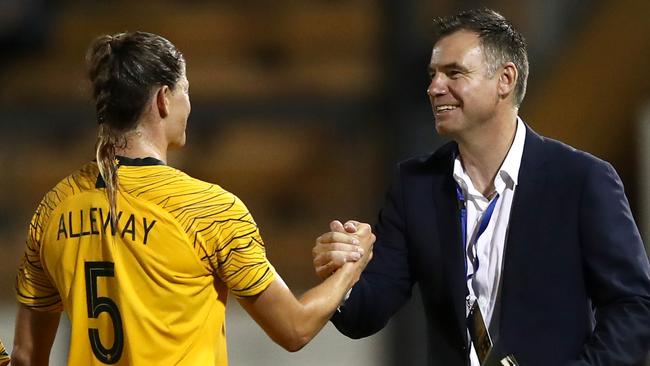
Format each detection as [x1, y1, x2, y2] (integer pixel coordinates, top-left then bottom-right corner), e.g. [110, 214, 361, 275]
[0, 0, 648, 364]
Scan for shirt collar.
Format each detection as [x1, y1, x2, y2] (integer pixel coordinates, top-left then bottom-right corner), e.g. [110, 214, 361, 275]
[453, 117, 527, 199]
[495, 117, 526, 191]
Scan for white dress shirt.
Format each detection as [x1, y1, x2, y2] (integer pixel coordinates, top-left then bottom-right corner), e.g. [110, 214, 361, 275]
[452, 118, 526, 366]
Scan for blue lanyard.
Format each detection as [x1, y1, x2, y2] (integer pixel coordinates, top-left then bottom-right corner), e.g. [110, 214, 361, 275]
[456, 185, 500, 282]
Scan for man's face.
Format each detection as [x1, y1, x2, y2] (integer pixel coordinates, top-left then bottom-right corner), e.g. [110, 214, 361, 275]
[427, 30, 500, 137]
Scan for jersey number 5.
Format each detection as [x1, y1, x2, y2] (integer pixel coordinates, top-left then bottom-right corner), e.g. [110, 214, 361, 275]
[85, 261, 124, 364]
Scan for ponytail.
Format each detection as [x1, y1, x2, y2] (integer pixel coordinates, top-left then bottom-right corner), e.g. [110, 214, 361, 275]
[95, 124, 122, 227]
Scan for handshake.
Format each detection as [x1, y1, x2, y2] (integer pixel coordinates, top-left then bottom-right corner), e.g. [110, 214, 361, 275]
[311, 220, 376, 281]
[311, 220, 521, 366]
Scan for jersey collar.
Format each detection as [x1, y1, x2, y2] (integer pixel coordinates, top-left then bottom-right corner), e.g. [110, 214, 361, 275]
[95, 156, 165, 188]
[115, 156, 166, 166]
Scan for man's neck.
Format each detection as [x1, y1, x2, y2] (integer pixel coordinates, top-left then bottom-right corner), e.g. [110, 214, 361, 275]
[456, 114, 518, 197]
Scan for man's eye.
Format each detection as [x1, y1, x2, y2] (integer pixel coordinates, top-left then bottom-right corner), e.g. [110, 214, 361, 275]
[449, 70, 462, 79]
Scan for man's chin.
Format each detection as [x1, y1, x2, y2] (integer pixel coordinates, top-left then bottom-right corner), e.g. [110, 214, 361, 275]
[434, 122, 454, 136]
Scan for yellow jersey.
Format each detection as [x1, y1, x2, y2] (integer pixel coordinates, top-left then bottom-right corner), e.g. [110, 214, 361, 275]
[0, 339, 9, 366]
[16, 157, 276, 365]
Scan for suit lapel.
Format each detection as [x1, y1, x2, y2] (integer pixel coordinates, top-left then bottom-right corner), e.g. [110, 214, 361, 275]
[497, 125, 548, 338]
[432, 144, 469, 344]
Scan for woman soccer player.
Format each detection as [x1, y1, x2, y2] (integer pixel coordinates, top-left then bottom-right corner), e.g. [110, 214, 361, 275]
[11, 31, 373, 366]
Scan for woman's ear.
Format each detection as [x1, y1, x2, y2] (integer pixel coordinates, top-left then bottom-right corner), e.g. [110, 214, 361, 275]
[155, 85, 171, 118]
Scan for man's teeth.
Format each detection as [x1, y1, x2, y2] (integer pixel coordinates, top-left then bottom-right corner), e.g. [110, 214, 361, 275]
[436, 105, 457, 112]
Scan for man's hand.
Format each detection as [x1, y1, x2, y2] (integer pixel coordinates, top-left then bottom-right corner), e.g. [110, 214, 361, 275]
[312, 220, 375, 280]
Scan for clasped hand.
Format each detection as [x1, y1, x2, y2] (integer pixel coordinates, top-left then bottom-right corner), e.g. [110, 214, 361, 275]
[312, 220, 375, 280]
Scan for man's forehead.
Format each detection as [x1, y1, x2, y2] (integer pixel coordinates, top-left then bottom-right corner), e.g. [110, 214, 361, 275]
[434, 29, 481, 46]
[430, 30, 484, 66]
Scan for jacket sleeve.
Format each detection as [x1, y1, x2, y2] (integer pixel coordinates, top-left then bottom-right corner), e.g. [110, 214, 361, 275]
[331, 165, 415, 338]
[569, 160, 650, 365]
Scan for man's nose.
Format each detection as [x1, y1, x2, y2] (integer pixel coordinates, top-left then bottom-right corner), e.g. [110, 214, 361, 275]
[427, 74, 447, 97]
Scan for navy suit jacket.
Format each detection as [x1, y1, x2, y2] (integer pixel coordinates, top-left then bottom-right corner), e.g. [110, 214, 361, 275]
[332, 126, 650, 365]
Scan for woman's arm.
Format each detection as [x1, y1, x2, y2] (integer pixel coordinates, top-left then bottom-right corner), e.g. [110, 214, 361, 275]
[237, 223, 374, 351]
[11, 304, 60, 366]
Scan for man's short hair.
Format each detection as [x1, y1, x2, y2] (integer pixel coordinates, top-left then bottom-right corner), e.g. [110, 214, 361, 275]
[433, 8, 529, 107]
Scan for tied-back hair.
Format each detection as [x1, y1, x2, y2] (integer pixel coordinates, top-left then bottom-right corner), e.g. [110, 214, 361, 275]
[86, 31, 185, 225]
[433, 8, 529, 107]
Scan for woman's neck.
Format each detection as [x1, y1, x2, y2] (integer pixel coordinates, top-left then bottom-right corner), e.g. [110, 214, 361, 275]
[115, 128, 167, 163]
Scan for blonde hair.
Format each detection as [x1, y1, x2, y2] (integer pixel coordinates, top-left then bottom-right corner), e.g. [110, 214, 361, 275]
[95, 124, 124, 227]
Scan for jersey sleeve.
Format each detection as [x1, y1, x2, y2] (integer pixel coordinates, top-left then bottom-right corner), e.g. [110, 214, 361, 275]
[0, 339, 10, 366]
[15, 197, 63, 312]
[197, 192, 276, 297]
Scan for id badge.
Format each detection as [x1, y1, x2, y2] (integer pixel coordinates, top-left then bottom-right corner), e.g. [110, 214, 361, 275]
[499, 355, 519, 366]
[467, 299, 493, 363]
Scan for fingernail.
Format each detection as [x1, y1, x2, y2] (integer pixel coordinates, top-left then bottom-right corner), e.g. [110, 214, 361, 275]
[353, 239, 360, 245]
[357, 248, 365, 255]
[352, 252, 361, 260]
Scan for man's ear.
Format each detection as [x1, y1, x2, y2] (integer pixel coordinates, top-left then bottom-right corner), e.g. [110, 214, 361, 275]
[497, 62, 517, 101]
[155, 85, 170, 118]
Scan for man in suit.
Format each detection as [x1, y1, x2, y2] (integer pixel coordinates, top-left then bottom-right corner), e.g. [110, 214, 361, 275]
[312, 8, 650, 366]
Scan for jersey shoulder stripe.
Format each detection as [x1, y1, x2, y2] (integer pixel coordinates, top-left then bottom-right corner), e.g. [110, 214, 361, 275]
[118, 165, 275, 296]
